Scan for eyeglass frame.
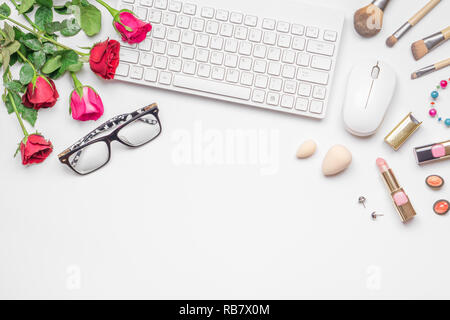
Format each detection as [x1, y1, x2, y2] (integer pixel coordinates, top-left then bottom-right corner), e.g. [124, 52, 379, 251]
[58, 103, 161, 175]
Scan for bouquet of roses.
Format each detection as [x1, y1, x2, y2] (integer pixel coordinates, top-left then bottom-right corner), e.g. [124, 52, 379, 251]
[0, 0, 151, 165]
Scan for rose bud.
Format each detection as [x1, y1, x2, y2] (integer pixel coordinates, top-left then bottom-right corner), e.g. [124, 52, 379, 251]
[89, 39, 120, 80]
[20, 134, 53, 165]
[22, 75, 59, 110]
[114, 11, 152, 44]
[70, 86, 104, 121]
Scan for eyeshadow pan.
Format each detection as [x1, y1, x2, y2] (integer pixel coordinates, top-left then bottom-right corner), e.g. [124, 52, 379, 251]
[426, 175, 444, 189]
[434, 200, 450, 215]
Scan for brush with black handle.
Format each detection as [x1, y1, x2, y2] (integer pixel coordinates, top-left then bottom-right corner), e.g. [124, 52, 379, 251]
[411, 26, 450, 60]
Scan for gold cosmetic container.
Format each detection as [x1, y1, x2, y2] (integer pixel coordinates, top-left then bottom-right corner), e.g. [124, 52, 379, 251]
[384, 113, 422, 151]
[381, 169, 416, 222]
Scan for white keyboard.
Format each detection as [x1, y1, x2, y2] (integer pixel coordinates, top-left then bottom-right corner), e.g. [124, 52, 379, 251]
[115, 0, 344, 119]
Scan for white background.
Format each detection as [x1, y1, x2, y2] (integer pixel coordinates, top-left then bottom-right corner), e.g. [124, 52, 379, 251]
[1, 0, 450, 299]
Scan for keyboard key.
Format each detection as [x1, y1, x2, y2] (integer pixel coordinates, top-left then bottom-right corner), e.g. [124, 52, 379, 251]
[130, 66, 144, 79]
[167, 28, 181, 42]
[298, 83, 312, 96]
[183, 3, 196, 15]
[306, 26, 319, 38]
[252, 89, 265, 103]
[235, 26, 248, 40]
[144, 68, 158, 82]
[267, 92, 280, 105]
[323, 30, 337, 42]
[244, 15, 257, 27]
[230, 12, 243, 24]
[226, 69, 239, 83]
[195, 49, 209, 62]
[263, 32, 277, 45]
[169, 1, 182, 12]
[162, 12, 176, 26]
[152, 25, 166, 39]
[307, 40, 335, 56]
[238, 57, 252, 71]
[177, 15, 190, 29]
[136, 7, 148, 20]
[159, 71, 172, 84]
[267, 62, 281, 76]
[291, 24, 304, 36]
[181, 46, 195, 59]
[277, 34, 291, 48]
[191, 18, 205, 32]
[297, 68, 328, 85]
[238, 42, 252, 56]
[267, 47, 281, 61]
[295, 97, 308, 111]
[120, 49, 139, 63]
[262, 19, 275, 30]
[281, 95, 294, 108]
[282, 50, 296, 64]
[211, 66, 225, 80]
[154, 0, 167, 9]
[169, 58, 182, 72]
[210, 51, 224, 65]
[296, 53, 310, 66]
[152, 40, 166, 54]
[224, 39, 238, 52]
[310, 100, 323, 113]
[253, 45, 266, 59]
[255, 75, 268, 88]
[254, 60, 267, 73]
[195, 34, 209, 47]
[311, 55, 332, 71]
[197, 63, 211, 77]
[220, 24, 233, 37]
[281, 65, 296, 79]
[173, 75, 252, 100]
[292, 37, 306, 51]
[240, 72, 254, 86]
[139, 0, 153, 6]
[210, 37, 224, 50]
[249, 29, 262, 42]
[139, 38, 152, 51]
[312, 86, 326, 99]
[154, 56, 168, 69]
[116, 63, 130, 77]
[201, 7, 214, 18]
[277, 21, 290, 33]
[283, 80, 296, 94]
[140, 52, 154, 66]
[148, 9, 162, 23]
[269, 78, 282, 91]
[182, 61, 196, 74]
[216, 9, 229, 21]
[224, 54, 238, 67]
[181, 30, 195, 44]
[206, 21, 219, 34]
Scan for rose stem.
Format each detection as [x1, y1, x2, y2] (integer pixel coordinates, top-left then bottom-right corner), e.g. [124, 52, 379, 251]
[95, 0, 119, 17]
[9, 0, 40, 31]
[70, 72, 84, 97]
[6, 75, 29, 137]
[0, 14, 89, 56]
[16, 50, 37, 75]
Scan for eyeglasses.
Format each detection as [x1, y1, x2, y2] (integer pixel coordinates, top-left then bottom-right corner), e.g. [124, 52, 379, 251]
[58, 104, 161, 175]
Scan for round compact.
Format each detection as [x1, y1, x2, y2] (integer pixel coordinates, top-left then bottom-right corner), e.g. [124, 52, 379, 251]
[433, 200, 450, 215]
[426, 175, 444, 189]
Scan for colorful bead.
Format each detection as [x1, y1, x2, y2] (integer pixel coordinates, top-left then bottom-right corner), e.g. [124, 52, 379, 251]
[441, 80, 448, 89]
[438, 117, 442, 121]
[429, 108, 437, 117]
[445, 119, 450, 127]
[431, 91, 439, 99]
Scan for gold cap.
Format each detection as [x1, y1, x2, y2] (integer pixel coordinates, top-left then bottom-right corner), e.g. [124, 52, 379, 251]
[385, 113, 422, 151]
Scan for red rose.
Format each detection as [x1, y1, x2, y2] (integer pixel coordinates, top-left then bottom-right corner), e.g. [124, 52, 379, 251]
[20, 134, 53, 165]
[22, 76, 59, 110]
[114, 11, 152, 44]
[89, 39, 120, 80]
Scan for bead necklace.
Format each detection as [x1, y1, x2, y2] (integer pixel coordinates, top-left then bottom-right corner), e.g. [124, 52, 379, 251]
[429, 78, 449, 127]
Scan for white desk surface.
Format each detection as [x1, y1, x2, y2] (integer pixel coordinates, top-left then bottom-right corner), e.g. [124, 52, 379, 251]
[1, 0, 450, 299]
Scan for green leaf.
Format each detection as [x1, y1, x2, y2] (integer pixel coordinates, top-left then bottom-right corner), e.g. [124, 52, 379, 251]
[0, 3, 11, 19]
[19, 64, 34, 85]
[41, 55, 61, 73]
[36, 0, 53, 8]
[60, 18, 81, 36]
[51, 49, 78, 78]
[4, 93, 14, 114]
[42, 42, 57, 54]
[66, 61, 83, 72]
[5, 40, 20, 55]
[5, 80, 24, 92]
[1, 50, 10, 71]
[22, 38, 42, 51]
[35, 6, 53, 29]
[21, 106, 38, 126]
[3, 22, 15, 41]
[19, 0, 35, 14]
[31, 50, 46, 69]
[44, 21, 62, 34]
[78, 2, 101, 37]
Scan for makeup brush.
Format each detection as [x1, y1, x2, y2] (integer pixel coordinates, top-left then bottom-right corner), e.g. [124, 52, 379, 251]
[354, 0, 391, 38]
[386, 0, 441, 48]
[411, 58, 450, 80]
[411, 26, 450, 60]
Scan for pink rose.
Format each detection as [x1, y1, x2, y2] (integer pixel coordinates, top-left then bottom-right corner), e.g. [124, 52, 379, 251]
[114, 11, 152, 44]
[70, 87, 104, 121]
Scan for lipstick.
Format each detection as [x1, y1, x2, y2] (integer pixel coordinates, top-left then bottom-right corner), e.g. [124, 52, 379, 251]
[414, 140, 450, 165]
[376, 158, 416, 222]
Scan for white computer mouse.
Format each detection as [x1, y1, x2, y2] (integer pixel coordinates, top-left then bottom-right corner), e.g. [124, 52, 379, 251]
[342, 59, 397, 137]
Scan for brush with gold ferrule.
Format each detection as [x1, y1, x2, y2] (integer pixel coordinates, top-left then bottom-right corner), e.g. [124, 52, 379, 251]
[411, 26, 450, 60]
[386, 0, 441, 48]
[411, 58, 450, 80]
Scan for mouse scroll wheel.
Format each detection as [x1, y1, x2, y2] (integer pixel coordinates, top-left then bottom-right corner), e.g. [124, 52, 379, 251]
[371, 66, 380, 79]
